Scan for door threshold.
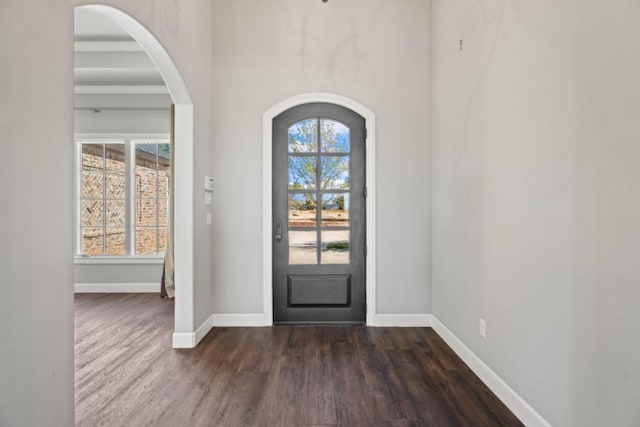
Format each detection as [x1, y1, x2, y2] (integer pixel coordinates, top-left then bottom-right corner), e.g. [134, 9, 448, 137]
[273, 321, 365, 326]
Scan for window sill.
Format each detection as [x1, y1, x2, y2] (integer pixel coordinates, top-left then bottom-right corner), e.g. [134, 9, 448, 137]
[74, 256, 165, 265]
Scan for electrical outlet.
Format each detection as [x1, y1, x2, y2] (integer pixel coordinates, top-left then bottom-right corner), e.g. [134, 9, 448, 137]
[206, 213, 212, 225]
[479, 319, 487, 338]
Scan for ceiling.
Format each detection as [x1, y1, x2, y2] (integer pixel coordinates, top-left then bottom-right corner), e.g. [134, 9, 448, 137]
[74, 8, 169, 100]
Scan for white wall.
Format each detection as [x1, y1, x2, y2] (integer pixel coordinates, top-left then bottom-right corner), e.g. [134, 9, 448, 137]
[432, 0, 640, 425]
[211, 0, 432, 316]
[0, 1, 213, 425]
[74, 93, 172, 134]
[74, 111, 171, 134]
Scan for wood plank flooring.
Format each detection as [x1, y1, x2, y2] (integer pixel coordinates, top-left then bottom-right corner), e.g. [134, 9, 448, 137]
[75, 294, 523, 427]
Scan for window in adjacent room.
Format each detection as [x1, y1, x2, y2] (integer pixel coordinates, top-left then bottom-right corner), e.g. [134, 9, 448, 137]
[77, 139, 170, 257]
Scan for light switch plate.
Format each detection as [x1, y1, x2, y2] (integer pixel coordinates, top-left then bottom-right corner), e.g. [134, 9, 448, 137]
[204, 176, 214, 191]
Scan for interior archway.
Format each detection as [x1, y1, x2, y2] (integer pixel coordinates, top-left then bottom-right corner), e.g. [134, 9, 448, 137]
[75, 5, 195, 347]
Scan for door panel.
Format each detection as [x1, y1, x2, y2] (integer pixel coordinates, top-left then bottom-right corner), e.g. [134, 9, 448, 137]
[273, 103, 366, 324]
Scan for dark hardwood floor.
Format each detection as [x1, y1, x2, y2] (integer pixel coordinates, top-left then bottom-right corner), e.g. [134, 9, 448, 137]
[75, 294, 523, 427]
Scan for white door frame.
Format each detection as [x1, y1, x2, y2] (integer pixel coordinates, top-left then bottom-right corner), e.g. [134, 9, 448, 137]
[262, 93, 377, 325]
[79, 5, 195, 346]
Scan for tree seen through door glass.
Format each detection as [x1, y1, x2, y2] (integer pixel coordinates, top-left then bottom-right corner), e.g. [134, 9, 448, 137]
[288, 118, 317, 153]
[320, 156, 349, 190]
[287, 117, 352, 265]
[289, 193, 316, 228]
[321, 119, 350, 153]
[288, 156, 317, 189]
[321, 193, 349, 227]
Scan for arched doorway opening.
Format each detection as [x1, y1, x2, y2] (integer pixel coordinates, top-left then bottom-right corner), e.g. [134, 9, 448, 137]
[74, 5, 195, 347]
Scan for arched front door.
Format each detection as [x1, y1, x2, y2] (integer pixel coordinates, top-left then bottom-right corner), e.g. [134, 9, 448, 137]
[272, 103, 366, 324]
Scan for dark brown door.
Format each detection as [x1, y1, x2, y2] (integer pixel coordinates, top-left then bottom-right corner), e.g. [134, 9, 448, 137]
[273, 103, 366, 324]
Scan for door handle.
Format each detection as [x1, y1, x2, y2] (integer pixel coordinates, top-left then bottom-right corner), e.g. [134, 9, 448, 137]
[274, 219, 283, 243]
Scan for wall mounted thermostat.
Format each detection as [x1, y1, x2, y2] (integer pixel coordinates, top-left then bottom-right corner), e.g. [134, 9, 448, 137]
[204, 176, 215, 192]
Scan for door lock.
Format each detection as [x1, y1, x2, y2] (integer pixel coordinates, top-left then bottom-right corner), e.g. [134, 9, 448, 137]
[274, 219, 283, 243]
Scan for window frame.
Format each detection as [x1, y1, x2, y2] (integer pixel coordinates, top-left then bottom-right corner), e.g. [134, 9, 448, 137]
[74, 133, 170, 262]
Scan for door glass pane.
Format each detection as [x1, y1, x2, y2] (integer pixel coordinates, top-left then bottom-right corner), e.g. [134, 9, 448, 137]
[288, 193, 316, 228]
[289, 156, 317, 189]
[321, 230, 350, 264]
[321, 119, 350, 153]
[321, 193, 349, 227]
[288, 119, 318, 153]
[289, 230, 317, 264]
[320, 156, 349, 190]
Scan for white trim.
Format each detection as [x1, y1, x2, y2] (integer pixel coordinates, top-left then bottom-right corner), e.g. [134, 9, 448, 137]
[182, 312, 432, 328]
[75, 133, 170, 141]
[74, 282, 160, 293]
[79, 6, 195, 344]
[172, 104, 195, 335]
[211, 314, 270, 327]
[74, 138, 171, 258]
[74, 40, 144, 52]
[370, 314, 433, 327]
[74, 256, 164, 265]
[172, 314, 214, 348]
[431, 317, 552, 427]
[74, 140, 82, 255]
[263, 93, 377, 325]
[86, 7, 191, 104]
[74, 85, 169, 95]
[125, 141, 135, 255]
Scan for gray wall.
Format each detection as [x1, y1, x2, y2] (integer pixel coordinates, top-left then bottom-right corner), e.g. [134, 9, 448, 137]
[74, 263, 163, 284]
[0, 1, 213, 425]
[0, 3, 74, 425]
[211, 0, 433, 315]
[432, 0, 640, 425]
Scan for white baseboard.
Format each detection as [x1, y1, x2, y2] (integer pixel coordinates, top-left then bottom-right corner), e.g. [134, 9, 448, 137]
[74, 282, 160, 293]
[211, 313, 270, 327]
[199, 313, 432, 328]
[172, 313, 268, 348]
[431, 316, 552, 427]
[369, 313, 433, 327]
[172, 314, 214, 348]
